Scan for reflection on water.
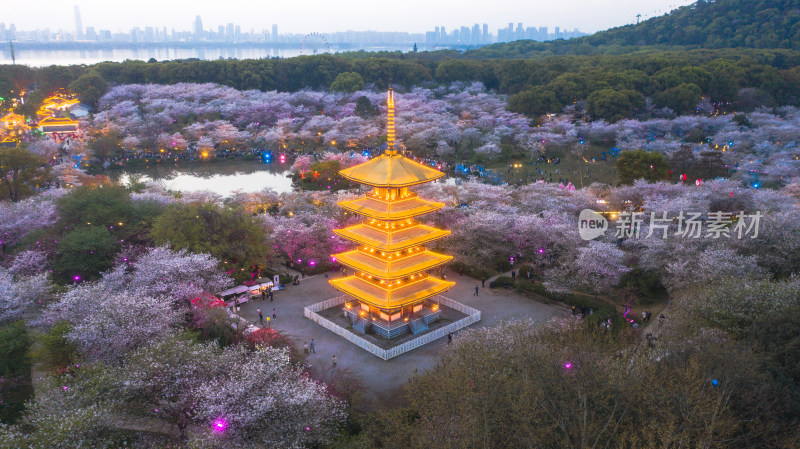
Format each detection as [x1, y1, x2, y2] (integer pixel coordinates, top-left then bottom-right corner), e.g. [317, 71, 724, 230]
[1, 45, 414, 67]
[106, 160, 294, 195]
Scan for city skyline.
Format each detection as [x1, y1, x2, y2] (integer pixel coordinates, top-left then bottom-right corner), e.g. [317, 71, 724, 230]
[1, 7, 588, 47]
[3, 0, 694, 36]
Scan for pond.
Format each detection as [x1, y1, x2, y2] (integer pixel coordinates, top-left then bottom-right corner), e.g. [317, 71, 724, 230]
[103, 158, 462, 196]
[105, 159, 295, 196]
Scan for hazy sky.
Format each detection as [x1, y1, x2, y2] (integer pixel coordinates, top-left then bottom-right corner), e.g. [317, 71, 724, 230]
[5, 0, 695, 35]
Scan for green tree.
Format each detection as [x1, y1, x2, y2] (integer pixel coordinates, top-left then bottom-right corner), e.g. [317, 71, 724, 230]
[0, 146, 51, 202]
[53, 226, 120, 283]
[354, 96, 377, 118]
[586, 88, 644, 122]
[616, 149, 671, 185]
[87, 129, 122, 160]
[14, 89, 45, 118]
[507, 87, 562, 117]
[654, 82, 702, 114]
[151, 203, 271, 282]
[68, 72, 108, 108]
[31, 321, 77, 373]
[56, 185, 162, 245]
[329, 72, 365, 93]
[0, 321, 31, 377]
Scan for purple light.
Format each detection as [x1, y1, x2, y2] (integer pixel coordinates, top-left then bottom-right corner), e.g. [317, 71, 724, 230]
[305, 426, 311, 431]
[538, 248, 545, 254]
[62, 386, 69, 391]
[309, 260, 316, 266]
[212, 419, 228, 433]
[331, 256, 337, 262]
[73, 275, 80, 282]
[297, 259, 302, 263]
[564, 362, 573, 370]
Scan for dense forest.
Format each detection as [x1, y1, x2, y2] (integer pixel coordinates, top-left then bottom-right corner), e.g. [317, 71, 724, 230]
[583, 0, 800, 49]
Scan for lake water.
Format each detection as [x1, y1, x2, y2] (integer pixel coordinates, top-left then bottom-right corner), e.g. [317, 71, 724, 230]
[106, 159, 295, 196]
[1, 44, 415, 67]
[105, 158, 459, 196]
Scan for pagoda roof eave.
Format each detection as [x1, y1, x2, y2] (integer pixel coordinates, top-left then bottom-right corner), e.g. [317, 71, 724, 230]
[333, 250, 453, 279]
[333, 225, 451, 251]
[330, 276, 454, 309]
[339, 153, 445, 188]
[338, 197, 444, 221]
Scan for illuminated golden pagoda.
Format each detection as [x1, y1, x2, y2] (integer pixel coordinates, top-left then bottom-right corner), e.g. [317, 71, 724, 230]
[331, 89, 454, 338]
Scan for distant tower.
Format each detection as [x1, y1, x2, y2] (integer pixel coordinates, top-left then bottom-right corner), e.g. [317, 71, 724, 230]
[272, 24, 278, 42]
[74, 5, 84, 40]
[482, 23, 489, 43]
[194, 15, 203, 41]
[636, 14, 642, 24]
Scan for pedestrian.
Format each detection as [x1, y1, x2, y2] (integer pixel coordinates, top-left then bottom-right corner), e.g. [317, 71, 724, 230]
[261, 290, 266, 301]
[447, 332, 453, 344]
[303, 342, 309, 355]
[481, 276, 486, 288]
[269, 290, 274, 302]
[511, 270, 516, 281]
[257, 308, 263, 326]
[272, 308, 276, 320]
[658, 314, 665, 327]
[442, 271, 447, 280]
[459, 268, 463, 278]
[309, 338, 315, 354]
[474, 285, 479, 296]
[331, 355, 337, 368]
[642, 311, 647, 321]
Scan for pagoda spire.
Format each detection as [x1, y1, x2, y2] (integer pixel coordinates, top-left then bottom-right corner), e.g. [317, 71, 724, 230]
[386, 88, 396, 155]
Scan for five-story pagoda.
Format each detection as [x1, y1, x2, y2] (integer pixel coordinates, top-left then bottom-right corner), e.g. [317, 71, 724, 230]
[330, 89, 455, 338]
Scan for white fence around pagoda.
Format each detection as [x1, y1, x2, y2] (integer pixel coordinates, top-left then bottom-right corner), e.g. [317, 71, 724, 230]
[304, 294, 481, 360]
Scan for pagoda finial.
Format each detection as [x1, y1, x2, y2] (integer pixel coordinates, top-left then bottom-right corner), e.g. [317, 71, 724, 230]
[386, 88, 396, 155]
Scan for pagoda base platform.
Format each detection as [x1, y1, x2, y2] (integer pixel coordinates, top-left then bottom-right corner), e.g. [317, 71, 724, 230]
[341, 301, 441, 339]
[304, 295, 481, 360]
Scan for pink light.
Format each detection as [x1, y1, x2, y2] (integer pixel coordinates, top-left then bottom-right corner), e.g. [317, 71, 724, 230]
[331, 256, 337, 262]
[73, 275, 80, 282]
[62, 386, 69, 391]
[538, 248, 544, 254]
[212, 419, 228, 433]
[564, 362, 572, 370]
[309, 260, 316, 266]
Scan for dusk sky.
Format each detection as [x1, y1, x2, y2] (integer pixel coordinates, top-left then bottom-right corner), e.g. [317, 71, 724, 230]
[6, 0, 695, 35]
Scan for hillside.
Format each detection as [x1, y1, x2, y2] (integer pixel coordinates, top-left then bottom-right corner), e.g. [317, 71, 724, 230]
[467, 0, 800, 58]
[586, 0, 800, 48]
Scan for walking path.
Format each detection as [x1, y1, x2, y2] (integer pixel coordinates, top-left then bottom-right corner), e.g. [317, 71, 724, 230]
[236, 267, 559, 407]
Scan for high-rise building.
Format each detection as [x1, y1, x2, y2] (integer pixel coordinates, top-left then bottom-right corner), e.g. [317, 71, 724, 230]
[0, 24, 6, 41]
[194, 15, 203, 41]
[272, 24, 278, 42]
[226, 23, 234, 42]
[85, 26, 97, 41]
[482, 23, 489, 43]
[74, 5, 83, 39]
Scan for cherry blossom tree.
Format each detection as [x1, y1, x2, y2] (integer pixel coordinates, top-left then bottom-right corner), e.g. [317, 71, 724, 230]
[8, 249, 50, 276]
[545, 241, 630, 296]
[65, 292, 181, 363]
[0, 270, 51, 324]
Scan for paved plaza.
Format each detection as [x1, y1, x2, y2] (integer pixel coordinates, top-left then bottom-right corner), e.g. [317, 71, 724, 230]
[237, 268, 560, 407]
